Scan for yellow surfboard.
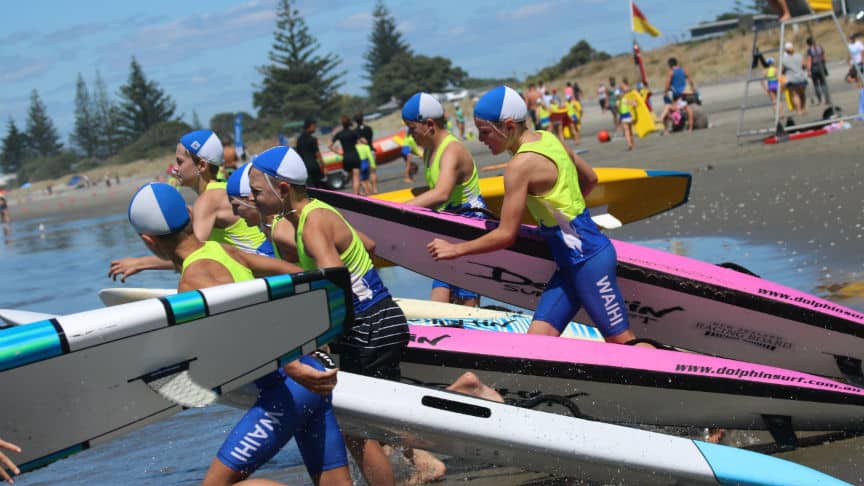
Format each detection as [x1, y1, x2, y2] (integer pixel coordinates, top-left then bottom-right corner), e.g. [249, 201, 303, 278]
[374, 168, 691, 227]
[622, 90, 657, 138]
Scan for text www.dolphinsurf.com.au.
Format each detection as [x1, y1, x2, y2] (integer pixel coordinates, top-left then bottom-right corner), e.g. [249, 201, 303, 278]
[674, 364, 862, 392]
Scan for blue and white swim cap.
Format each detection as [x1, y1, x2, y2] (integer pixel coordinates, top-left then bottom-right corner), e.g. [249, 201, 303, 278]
[251, 146, 307, 185]
[180, 130, 224, 166]
[128, 183, 189, 235]
[474, 85, 527, 122]
[226, 162, 252, 197]
[402, 92, 444, 121]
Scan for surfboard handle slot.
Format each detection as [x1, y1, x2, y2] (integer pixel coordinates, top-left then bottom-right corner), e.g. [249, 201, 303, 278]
[128, 358, 197, 383]
[421, 395, 492, 418]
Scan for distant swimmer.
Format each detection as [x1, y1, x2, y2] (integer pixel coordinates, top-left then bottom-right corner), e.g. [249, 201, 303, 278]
[402, 92, 488, 307]
[428, 86, 650, 347]
[249, 146, 409, 486]
[109, 130, 269, 282]
[0, 438, 21, 484]
[126, 182, 351, 486]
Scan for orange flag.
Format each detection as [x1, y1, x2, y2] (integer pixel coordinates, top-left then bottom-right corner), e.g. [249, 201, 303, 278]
[632, 1, 661, 37]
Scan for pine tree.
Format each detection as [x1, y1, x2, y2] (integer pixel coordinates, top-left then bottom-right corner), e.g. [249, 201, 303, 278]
[192, 111, 203, 130]
[93, 71, 122, 158]
[0, 118, 26, 175]
[364, 0, 410, 84]
[117, 57, 177, 142]
[25, 89, 62, 158]
[253, 0, 344, 122]
[70, 74, 100, 158]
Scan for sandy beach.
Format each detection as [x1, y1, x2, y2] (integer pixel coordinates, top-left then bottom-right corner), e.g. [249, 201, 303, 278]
[5, 72, 864, 485]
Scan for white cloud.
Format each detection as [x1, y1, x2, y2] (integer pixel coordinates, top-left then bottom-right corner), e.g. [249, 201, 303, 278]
[498, 1, 561, 20]
[337, 11, 372, 31]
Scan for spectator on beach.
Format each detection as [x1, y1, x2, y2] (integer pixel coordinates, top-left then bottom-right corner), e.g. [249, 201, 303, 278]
[0, 196, 9, 224]
[564, 81, 574, 101]
[354, 113, 373, 146]
[296, 119, 325, 188]
[846, 33, 864, 86]
[664, 58, 697, 103]
[782, 42, 808, 115]
[329, 116, 362, 195]
[660, 94, 694, 134]
[454, 103, 466, 139]
[608, 77, 620, 131]
[761, 57, 780, 107]
[617, 78, 637, 151]
[597, 83, 608, 113]
[806, 36, 831, 105]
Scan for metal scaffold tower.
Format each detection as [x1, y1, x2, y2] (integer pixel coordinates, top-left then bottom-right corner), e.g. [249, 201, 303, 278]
[736, 1, 862, 144]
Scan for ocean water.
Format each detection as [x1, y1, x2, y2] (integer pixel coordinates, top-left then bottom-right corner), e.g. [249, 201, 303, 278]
[1, 212, 862, 485]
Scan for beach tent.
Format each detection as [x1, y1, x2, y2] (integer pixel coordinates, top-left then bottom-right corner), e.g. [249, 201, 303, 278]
[67, 175, 83, 187]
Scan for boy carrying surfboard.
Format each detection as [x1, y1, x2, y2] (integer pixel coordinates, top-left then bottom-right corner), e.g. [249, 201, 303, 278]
[428, 86, 652, 348]
[247, 147, 410, 486]
[125, 182, 352, 486]
[109, 130, 271, 283]
[401, 92, 489, 308]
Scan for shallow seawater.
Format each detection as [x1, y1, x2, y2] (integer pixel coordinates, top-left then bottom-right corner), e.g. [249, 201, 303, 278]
[2, 214, 862, 485]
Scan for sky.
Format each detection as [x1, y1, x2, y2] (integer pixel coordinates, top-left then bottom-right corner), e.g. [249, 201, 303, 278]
[2, 0, 738, 139]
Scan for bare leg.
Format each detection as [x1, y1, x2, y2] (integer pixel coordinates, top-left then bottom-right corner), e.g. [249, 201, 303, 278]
[370, 169, 378, 194]
[768, 0, 791, 21]
[624, 124, 634, 150]
[345, 436, 395, 486]
[351, 169, 361, 195]
[455, 296, 480, 307]
[430, 286, 450, 303]
[203, 458, 247, 486]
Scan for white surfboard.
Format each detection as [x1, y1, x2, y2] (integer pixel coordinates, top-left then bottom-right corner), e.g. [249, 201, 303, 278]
[333, 372, 848, 485]
[0, 268, 353, 472]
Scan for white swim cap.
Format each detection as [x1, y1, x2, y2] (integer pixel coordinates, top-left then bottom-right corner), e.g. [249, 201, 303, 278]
[128, 183, 189, 235]
[180, 130, 224, 166]
[401, 92, 445, 121]
[474, 85, 527, 122]
[251, 146, 307, 185]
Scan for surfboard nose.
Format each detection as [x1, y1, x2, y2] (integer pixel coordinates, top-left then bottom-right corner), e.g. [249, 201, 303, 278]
[694, 441, 851, 486]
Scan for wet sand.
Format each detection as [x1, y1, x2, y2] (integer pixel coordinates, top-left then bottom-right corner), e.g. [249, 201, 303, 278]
[5, 75, 864, 484]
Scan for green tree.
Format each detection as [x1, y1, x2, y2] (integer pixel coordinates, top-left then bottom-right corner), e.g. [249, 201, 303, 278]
[253, 0, 344, 123]
[370, 53, 467, 104]
[364, 1, 410, 84]
[117, 57, 177, 142]
[25, 89, 62, 158]
[93, 71, 123, 158]
[192, 111, 203, 130]
[70, 74, 100, 158]
[0, 118, 26, 175]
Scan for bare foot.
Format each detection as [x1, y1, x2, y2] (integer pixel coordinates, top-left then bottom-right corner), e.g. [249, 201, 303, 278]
[779, 13, 791, 22]
[402, 449, 446, 485]
[447, 372, 504, 401]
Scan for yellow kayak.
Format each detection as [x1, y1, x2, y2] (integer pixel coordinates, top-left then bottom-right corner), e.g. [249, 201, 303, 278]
[374, 168, 691, 226]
